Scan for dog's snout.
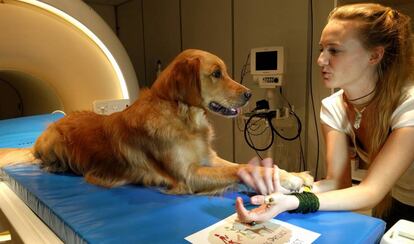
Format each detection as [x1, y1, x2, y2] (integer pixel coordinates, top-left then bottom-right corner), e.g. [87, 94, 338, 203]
[243, 91, 252, 102]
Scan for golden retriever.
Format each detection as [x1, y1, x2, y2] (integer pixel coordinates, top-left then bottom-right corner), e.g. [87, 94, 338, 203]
[0, 49, 312, 195]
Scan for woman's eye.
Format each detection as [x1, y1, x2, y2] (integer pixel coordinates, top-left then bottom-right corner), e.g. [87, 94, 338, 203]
[328, 48, 339, 55]
[320, 47, 340, 55]
[211, 70, 222, 78]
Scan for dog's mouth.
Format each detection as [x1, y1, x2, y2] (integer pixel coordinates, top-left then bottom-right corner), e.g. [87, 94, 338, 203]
[208, 102, 241, 117]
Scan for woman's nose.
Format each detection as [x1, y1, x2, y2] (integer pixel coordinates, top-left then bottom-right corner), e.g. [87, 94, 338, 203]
[317, 52, 329, 66]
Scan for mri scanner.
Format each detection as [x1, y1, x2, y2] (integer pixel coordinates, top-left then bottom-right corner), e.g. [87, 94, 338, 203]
[0, 0, 139, 119]
[0, 0, 140, 242]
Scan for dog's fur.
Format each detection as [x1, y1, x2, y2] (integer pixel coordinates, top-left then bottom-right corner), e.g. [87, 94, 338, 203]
[0, 49, 312, 194]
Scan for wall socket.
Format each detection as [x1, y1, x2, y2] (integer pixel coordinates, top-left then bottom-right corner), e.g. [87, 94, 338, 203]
[93, 99, 130, 115]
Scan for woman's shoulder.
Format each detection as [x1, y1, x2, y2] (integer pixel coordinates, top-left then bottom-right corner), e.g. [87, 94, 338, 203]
[391, 84, 414, 128]
[398, 84, 414, 106]
[403, 84, 414, 98]
[321, 89, 344, 107]
[320, 89, 349, 132]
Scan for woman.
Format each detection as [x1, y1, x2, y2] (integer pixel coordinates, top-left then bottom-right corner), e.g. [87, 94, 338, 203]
[236, 3, 414, 230]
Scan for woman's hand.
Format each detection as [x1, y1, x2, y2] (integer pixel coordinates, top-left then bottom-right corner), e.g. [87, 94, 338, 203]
[235, 163, 299, 223]
[237, 157, 291, 195]
[235, 193, 297, 223]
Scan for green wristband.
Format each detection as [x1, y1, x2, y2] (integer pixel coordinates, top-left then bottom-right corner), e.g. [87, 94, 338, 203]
[288, 192, 320, 214]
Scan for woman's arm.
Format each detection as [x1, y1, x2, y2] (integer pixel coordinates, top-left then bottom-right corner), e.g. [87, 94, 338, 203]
[236, 126, 414, 223]
[312, 124, 352, 193]
[317, 126, 414, 211]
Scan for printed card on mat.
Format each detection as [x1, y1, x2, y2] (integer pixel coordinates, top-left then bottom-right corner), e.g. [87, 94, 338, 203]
[185, 213, 320, 244]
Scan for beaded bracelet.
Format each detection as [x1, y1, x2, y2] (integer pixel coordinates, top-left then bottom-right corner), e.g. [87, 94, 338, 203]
[288, 192, 320, 214]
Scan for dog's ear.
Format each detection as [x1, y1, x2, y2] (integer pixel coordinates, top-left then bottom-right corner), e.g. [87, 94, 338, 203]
[153, 57, 202, 106]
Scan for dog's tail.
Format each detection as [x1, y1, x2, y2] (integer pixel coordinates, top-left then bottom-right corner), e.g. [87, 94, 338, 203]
[0, 148, 39, 168]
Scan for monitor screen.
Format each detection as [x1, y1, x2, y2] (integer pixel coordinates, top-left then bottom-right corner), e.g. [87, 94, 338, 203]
[250, 46, 284, 75]
[255, 51, 278, 71]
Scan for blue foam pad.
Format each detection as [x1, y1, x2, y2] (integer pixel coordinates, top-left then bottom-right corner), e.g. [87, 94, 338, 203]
[0, 113, 64, 148]
[0, 114, 386, 243]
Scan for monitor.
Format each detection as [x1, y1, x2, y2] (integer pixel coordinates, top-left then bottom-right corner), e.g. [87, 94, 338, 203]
[250, 46, 284, 75]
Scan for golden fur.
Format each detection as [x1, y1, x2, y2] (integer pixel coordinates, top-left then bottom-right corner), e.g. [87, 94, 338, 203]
[1, 49, 312, 194]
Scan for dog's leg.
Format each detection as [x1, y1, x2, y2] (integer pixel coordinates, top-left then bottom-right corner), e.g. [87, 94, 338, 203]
[178, 164, 247, 195]
[212, 155, 314, 192]
[183, 162, 313, 195]
[210, 155, 239, 167]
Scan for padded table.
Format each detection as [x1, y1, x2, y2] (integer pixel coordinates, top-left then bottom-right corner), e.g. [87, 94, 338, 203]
[0, 114, 386, 243]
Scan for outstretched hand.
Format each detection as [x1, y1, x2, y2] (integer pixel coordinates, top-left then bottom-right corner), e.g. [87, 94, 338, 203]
[235, 193, 294, 223]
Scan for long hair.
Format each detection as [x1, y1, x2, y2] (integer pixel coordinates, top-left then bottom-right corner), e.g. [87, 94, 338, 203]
[328, 3, 414, 217]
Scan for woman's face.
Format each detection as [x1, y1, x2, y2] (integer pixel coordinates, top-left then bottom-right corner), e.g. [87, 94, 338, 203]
[318, 20, 376, 90]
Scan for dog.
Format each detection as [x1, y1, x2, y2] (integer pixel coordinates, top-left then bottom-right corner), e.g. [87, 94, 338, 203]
[0, 49, 312, 195]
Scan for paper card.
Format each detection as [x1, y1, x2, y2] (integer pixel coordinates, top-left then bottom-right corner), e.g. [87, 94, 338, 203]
[185, 213, 320, 244]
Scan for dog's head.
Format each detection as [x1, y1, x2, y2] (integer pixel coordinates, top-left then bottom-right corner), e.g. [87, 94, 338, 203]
[152, 49, 251, 117]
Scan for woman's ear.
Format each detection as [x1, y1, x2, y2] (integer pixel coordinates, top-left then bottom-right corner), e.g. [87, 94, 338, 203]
[369, 46, 385, 65]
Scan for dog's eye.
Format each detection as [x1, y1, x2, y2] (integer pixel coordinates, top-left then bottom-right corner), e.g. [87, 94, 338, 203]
[211, 70, 222, 79]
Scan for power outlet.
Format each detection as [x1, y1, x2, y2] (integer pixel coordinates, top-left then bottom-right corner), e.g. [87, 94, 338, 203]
[93, 99, 130, 115]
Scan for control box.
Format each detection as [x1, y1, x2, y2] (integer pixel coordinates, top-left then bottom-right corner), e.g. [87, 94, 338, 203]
[93, 99, 130, 115]
[253, 75, 283, 88]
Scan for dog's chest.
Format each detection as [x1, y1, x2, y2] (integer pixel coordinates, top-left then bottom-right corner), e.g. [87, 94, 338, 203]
[170, 135, 212, 165]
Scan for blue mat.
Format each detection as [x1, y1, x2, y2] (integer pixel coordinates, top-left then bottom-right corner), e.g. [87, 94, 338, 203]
[0, 114, 386, 243]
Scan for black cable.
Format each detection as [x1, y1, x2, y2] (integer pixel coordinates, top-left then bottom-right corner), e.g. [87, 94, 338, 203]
[243, 108, 302, 153]
[236, 52, 251, 132]
[299, 135, 306, 171]
[239, 53, 250, 85]
[278, 87, 306, 170]
[244, 113, 275, 152]
[246, 131, 264, 160]
[307, 0, 320, 180]
[268, 111, 302, 141]
[247, 118, 269, 136]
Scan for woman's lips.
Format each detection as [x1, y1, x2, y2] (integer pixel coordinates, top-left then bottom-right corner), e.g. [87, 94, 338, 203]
[321, 71, 331, 80]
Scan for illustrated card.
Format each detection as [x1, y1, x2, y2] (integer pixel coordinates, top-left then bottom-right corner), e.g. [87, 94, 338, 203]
[185, 213, 320, 244]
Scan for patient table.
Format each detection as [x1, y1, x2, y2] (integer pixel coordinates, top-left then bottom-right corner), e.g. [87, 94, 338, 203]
[0, 114, 385, 243]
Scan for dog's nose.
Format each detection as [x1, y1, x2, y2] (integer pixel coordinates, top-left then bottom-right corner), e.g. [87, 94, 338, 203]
[243, 91, 252, 101]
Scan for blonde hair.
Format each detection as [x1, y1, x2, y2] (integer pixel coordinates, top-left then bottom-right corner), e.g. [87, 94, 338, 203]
[328, 3, 414, 217]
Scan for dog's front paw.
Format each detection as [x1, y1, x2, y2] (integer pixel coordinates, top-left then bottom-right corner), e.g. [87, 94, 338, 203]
[279, 170, 314, 192]
[293, 171, 314, 187]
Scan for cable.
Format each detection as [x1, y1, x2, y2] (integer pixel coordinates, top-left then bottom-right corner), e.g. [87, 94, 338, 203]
[269, 111, 302, 141]
[239, 53, 250, 85]
[243, 108, 302, 152]
[246, 130, 264, 160]
[306, 0, 320, 179]
[243, 113, 275, 152]
[299, 135, 306, 171]
[236, 52, 251, 132]
[277, 87, 306, 170]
